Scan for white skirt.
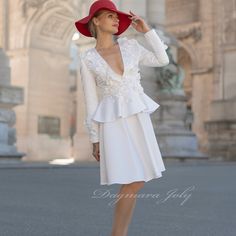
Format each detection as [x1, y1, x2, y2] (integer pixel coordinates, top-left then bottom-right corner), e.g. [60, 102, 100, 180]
[99, 111, 166, 185]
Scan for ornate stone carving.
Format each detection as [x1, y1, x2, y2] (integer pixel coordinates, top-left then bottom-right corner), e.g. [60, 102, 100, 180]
[20, 0, 69, 18]
[169, 23, 202, 42]
[20, 0, 48, 17]
[0, 109, 16, 127]
[223, 0, 236, 43]
[40, 15, 72, 39]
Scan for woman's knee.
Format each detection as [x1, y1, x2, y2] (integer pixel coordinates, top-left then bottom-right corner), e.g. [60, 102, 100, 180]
[121, 181, 145, 193]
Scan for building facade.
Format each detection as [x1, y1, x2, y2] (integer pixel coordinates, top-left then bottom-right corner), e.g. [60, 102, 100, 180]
[0, 0, 235, 161]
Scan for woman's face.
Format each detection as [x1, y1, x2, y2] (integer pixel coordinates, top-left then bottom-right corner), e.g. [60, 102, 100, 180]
[93, 10, 120, 36]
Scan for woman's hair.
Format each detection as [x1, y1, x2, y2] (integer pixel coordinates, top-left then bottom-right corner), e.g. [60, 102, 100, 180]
[87, 10, 104, 39]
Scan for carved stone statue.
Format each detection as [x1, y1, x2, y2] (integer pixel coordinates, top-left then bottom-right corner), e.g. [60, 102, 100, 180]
[156, 48, 185, 96]
[152, 45, 207, 160]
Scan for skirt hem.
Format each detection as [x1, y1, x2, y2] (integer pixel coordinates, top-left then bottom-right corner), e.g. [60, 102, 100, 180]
[100, 169, 166, 186]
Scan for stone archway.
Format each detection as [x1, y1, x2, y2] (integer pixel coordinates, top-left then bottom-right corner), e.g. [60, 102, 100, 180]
[174, 36, 214, 152]
[6, 0, 87, 161]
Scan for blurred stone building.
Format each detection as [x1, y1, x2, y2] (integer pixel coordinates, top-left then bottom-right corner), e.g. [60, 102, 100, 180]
[0, 0, 235, 161]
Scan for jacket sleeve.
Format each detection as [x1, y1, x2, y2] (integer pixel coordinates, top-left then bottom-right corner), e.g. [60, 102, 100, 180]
[79, 54, 100, 143]
[134, 28, 169, 67]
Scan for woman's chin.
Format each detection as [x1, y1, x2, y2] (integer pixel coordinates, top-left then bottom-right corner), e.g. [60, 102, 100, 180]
[111, 28, 119, 34]
[105, 27, 118, 35]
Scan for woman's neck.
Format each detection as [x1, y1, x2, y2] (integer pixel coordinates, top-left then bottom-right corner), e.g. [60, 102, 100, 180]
[95, 34, 116, 50]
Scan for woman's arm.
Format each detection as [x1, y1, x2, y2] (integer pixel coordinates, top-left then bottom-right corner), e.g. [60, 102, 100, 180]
[79, 55, 99, 144]
[129, 11, 169, 67]
[136, 28, 169, 67]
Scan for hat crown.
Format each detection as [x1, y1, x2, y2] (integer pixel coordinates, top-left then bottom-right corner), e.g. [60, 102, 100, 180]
[89, 0, 117, 15]
[75, 0, 131, 37]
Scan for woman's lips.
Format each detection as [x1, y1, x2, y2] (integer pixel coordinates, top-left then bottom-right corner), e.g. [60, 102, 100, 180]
[112, 24, 119, 28]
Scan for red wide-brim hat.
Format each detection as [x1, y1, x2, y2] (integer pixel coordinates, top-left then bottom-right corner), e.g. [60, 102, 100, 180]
[74, 0, 132, 37]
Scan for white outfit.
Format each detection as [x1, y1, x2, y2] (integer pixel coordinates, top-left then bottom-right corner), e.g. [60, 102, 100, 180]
[79, 28, 169, 185]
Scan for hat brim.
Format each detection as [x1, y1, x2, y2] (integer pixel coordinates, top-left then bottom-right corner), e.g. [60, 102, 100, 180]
[75, 8, 132, 37]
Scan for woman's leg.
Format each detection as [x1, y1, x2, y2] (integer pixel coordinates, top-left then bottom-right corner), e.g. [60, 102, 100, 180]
[111, 181, 145, 236]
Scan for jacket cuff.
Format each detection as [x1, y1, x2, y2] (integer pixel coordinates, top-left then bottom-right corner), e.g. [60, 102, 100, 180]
[91, 138, 99, 144]
[90, 131, 99, 143]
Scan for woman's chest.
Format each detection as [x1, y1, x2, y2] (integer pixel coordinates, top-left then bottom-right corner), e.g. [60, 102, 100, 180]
[95, 45, 124, 76]
[83, 39, 140, 82]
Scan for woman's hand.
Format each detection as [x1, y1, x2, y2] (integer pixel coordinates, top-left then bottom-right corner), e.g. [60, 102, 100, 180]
[128, 10, 151, 33]
[92, 142, 100, 162]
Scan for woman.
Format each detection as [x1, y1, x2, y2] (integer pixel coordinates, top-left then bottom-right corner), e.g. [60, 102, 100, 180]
[75, 1, 169, 235]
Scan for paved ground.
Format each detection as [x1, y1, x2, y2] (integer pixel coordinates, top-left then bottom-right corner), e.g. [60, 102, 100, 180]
[0, 159, 235, 236]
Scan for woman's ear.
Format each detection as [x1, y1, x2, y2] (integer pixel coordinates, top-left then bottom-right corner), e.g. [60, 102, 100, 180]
[92, 17, 99, 26]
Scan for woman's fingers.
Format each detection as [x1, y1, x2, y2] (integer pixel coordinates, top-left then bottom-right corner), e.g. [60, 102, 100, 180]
[129, 10, 138, 20]
[93, 154, 100, 161]
[96, 153, 100, 162]
[129, 10, 135, 15]
[129, 10, 149, 33]
[129, 15, 142, 24]
[131, 22, 138, 27]
[92, 144, 100, 162]
[129, 15, 138, 20]
[93, 152, 99, 162]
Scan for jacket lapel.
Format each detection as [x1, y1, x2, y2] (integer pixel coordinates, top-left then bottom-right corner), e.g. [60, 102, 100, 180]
[93, 37, 127, 80]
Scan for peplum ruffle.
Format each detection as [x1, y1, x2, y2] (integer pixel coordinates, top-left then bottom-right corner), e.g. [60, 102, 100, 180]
[92, 92, 160, 123]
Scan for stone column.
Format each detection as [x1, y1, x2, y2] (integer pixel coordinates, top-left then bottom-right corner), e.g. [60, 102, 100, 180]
[0, 0, 8, 50]
[205, 0, 236, 160]
[0, 0, 25, 160]
[0, 0, 4, 48]
[0, 49, 25, 160]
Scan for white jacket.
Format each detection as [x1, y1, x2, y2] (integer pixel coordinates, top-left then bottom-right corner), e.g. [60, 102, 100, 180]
[79, 28, 169, 143]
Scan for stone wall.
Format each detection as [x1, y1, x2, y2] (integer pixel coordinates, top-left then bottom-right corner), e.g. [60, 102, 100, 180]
[165, 0, 214, 153]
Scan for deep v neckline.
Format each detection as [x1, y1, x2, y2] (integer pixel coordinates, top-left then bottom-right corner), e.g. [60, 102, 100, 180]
[93, 38, 125, 77]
